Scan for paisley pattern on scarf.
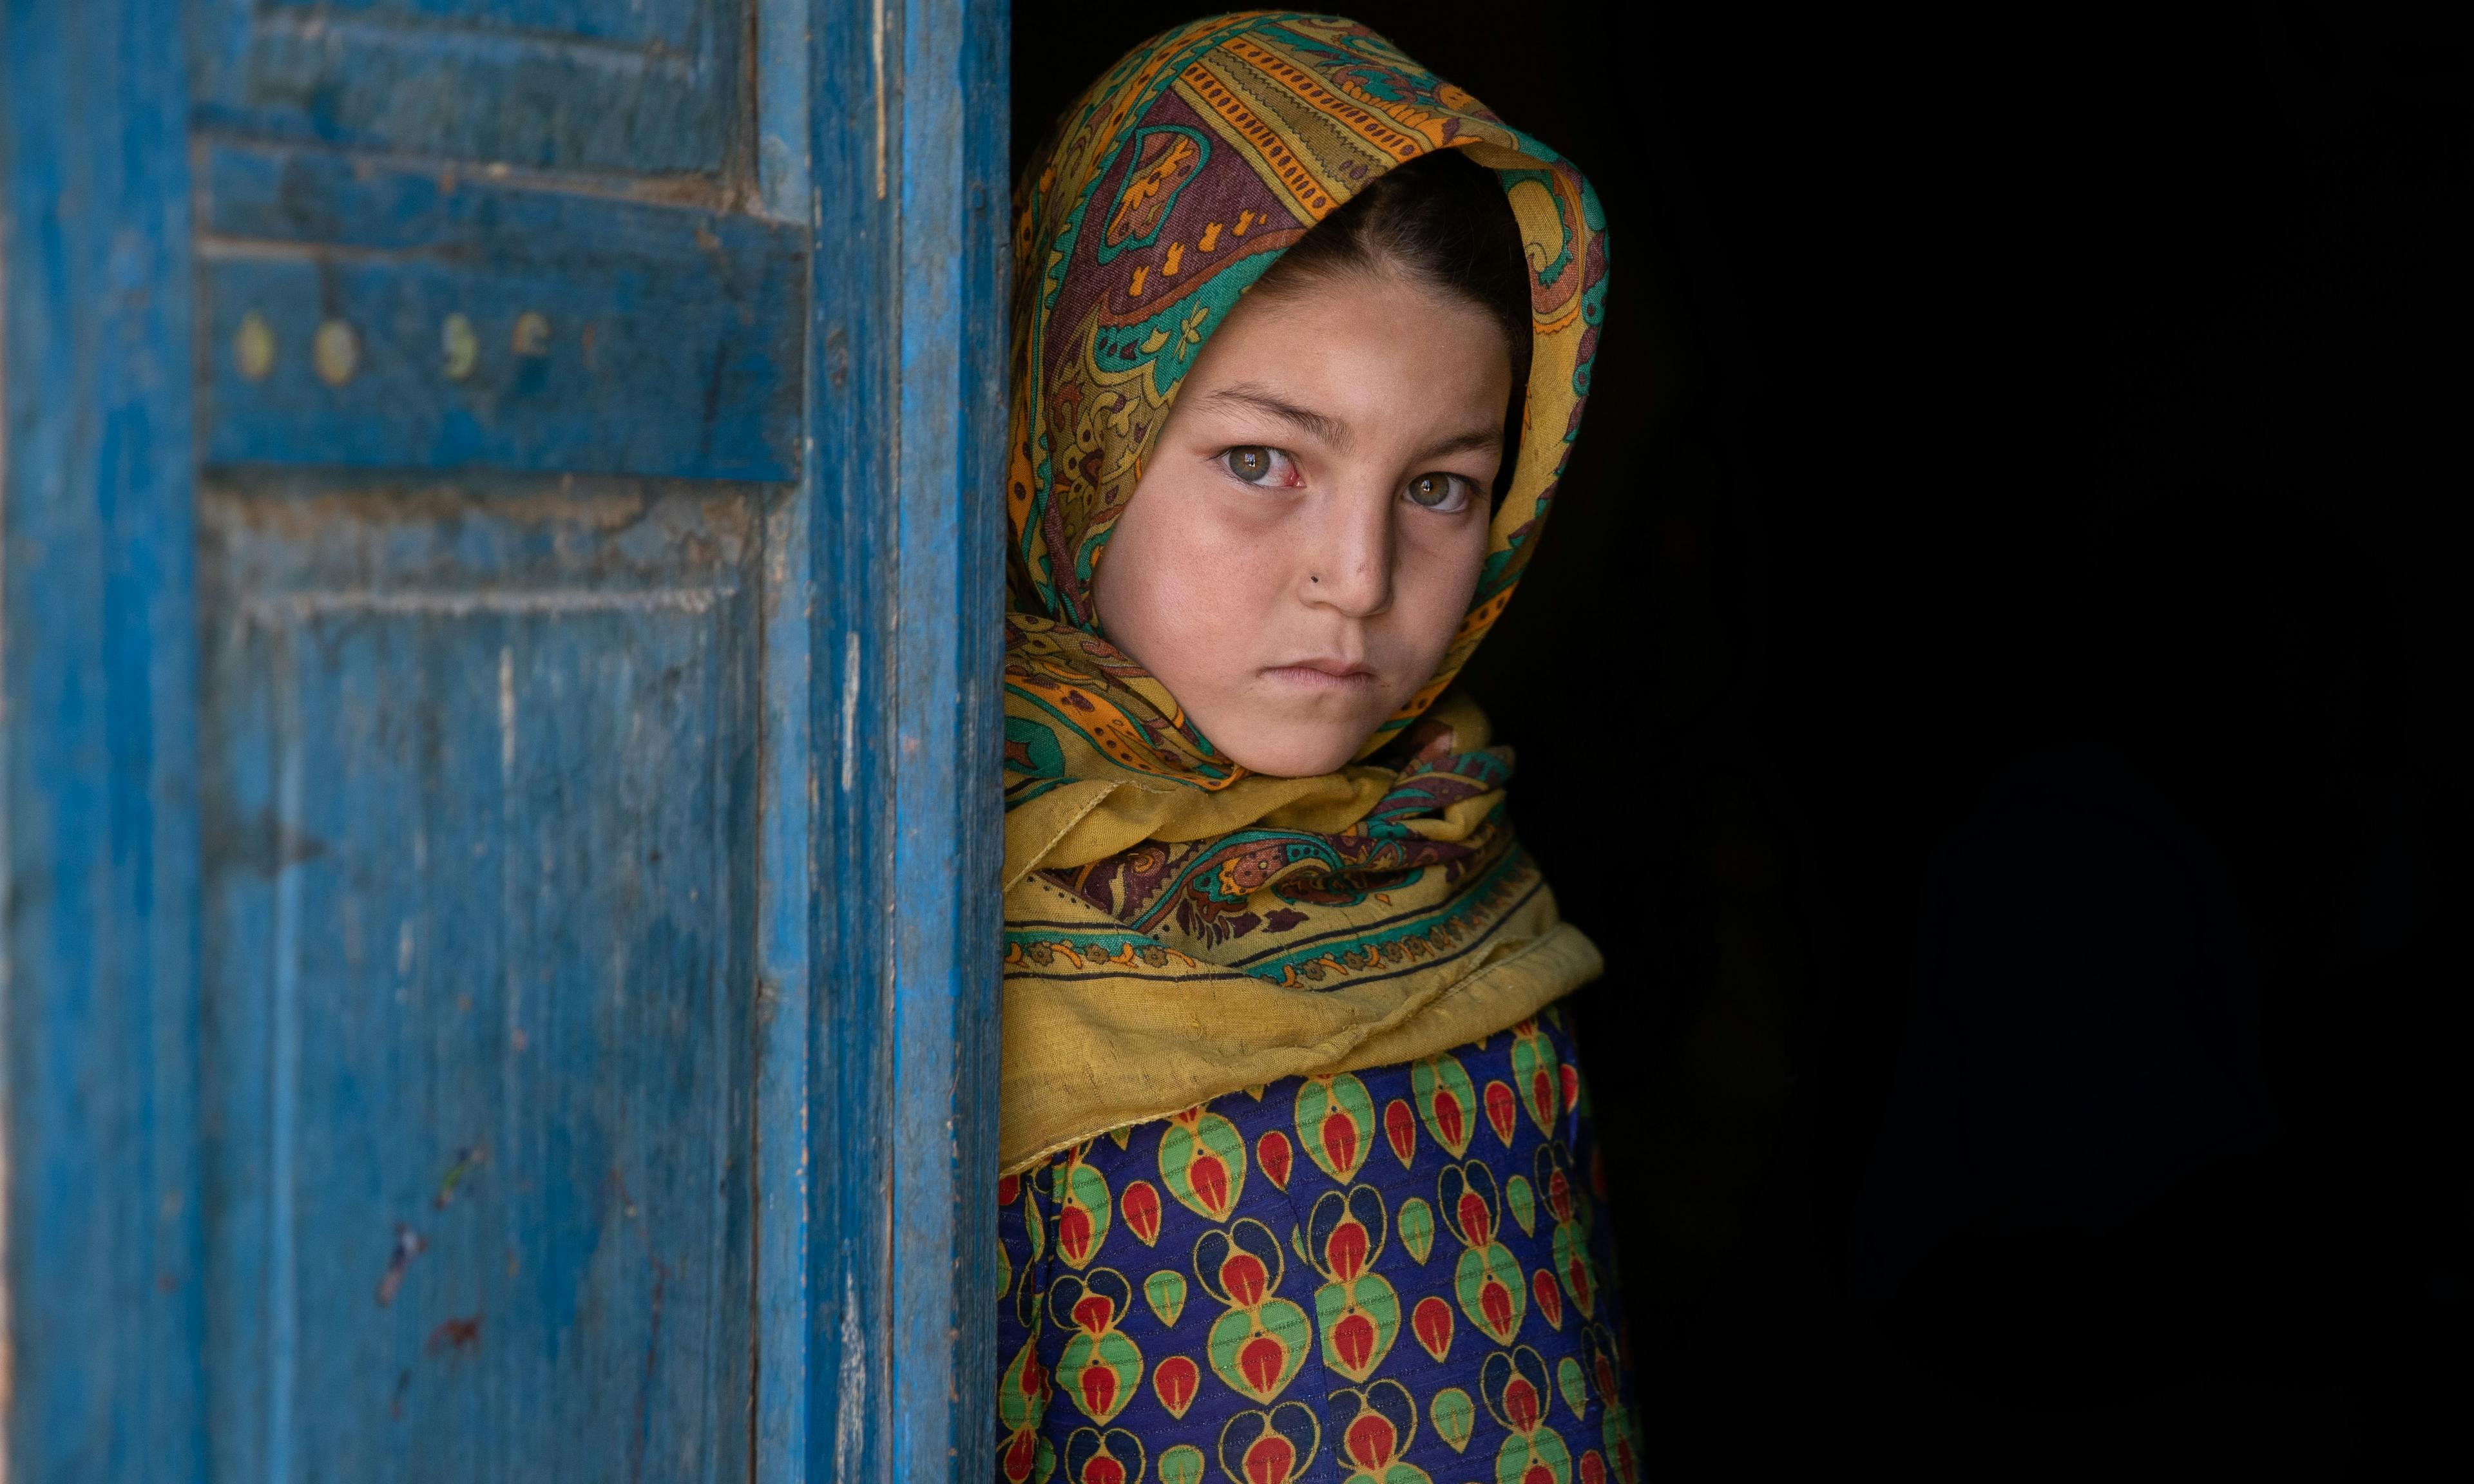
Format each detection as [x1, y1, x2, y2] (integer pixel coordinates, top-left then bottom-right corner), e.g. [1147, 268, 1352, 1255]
[996, 1011, 1646, 1484]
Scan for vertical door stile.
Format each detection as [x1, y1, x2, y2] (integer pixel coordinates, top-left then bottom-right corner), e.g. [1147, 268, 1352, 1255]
[804, 1, 1008, 1479]
[753, 12, 823, 1478]
[1, 0, 207, 1476]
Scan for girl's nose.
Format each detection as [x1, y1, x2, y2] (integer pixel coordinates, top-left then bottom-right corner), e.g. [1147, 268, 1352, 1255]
[1305, 485, 1395, 617]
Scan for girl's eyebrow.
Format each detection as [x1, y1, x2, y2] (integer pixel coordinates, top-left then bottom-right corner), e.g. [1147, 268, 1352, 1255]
[1419, 426, 1505, 460]
[1195, 383, 1354, 452]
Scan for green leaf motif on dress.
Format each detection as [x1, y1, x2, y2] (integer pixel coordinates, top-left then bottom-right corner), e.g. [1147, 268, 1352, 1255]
[1158, 1106, 1247, 1222]
[1413, 1053, 1480, 1159]
[1431, 1386, 1476, 1454]
[1051, 1150, 1111, 1270]
[1295, 1073, 1375, 1184]
[1145, 1268, 1187, 1327]
[1158, 1443, 1207, 1484]
[1314, 1274, 1401, 1384]
[1454, 1241, 1528, 1345]
[1055, 1324, 1141, 1425]
[1198, 1219, 1312, 1404]
[1205, 1297, 1311, 1404]
[1552, 1219, 1600, 1320]
[1495, 1423, 1573, 1484]
[997, 1333, 1048, 1434]
[1557, 1355, 1589, 1419]
[1509, 1018, 1561, 1137]
[1506, 1174, 1537, 1237]
[1397, 1197, 1435, 1265]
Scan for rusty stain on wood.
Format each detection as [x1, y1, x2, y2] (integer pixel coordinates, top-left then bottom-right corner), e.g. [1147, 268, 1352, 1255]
[374, 1224, 426, 1308]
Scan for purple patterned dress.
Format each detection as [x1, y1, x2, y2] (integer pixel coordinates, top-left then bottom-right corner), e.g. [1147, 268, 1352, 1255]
[995, 1007, 1645, 1484]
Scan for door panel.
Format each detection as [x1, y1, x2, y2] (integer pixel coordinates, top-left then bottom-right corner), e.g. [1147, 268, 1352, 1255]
[198, 479, 760, 1477]
[190, 0, 746, 174]
[189, 0, 776, 1472]
[5, 1, 1008, 1476]
[198, 142, 806, 479]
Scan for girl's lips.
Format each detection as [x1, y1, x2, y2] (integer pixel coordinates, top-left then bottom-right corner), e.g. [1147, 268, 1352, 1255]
[1261, 661, 1377, 692]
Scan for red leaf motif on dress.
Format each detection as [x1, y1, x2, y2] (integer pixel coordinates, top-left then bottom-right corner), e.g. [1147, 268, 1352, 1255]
[1190, 1147, 1230, 1218]
[1484, 1080, 1519, 1146]
[1059, 1202, 1094, 1265]
[1257, 1129, 1292, 1190]
[1481, 1273, 1517, 1339]
[1432, 1083, 1466, 1152]
[997, 1172, 1019, 1208]
[1412, 1295, 1453, 1360]
[1332, 1309, 1377, 1373]
[1219, 1250, 1267, 1308]
[1122, 1180, 1162, 1246]
[1152, 1354, 1200, 1418]
[1345, 1410, 1399, 1470]
[1239, 1333, 1287, 1396]
[1242, 1432, 1296, 1484]
[1533, 1268, 1564, 1329]
[1505, 1375, 1541, 1432]
[1077, 1362, 1117, 1420]
[1457, 1190, 1493, 1249]
[1325, 1219, 1369, 1282]
[1319, 1107, 1357, 1179]
[1580, 1452, 1608, 1484]
[1002, 1430, 1039, 1483]
[1560, 1062, 1580, 1113]
[1383, 1098, 1416, 1168]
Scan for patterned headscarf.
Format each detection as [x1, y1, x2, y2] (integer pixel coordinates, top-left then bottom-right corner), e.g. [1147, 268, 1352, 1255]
[999, 12, 1610, 1173]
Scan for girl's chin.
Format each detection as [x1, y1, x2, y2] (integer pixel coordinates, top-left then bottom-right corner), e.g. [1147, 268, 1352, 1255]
[1212, 723, 1371, 779]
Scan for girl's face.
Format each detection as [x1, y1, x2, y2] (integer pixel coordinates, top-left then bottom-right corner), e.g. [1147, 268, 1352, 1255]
[1094, 269, 1512, 777]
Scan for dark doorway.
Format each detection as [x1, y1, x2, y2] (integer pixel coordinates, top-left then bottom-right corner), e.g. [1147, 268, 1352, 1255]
[1013, 3, 2469, 1469]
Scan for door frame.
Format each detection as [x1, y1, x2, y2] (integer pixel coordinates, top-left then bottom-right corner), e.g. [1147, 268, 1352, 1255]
[0, 1, 1008, 1476]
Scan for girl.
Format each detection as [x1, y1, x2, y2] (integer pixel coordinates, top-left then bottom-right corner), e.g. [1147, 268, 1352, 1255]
[997, 14, 1629, 1483]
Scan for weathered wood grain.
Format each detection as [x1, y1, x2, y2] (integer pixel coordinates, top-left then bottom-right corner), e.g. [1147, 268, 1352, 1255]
[801, 3, 1008, 1481]
[6, 3, 1008, 1477]
[189, 0, 748, 178]
[198, 142, 808, 480]
[2, 0, 208, 1476]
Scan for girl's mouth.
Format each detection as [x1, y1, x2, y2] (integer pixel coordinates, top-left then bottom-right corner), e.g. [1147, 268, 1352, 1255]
[1262, 659, 1377, 691]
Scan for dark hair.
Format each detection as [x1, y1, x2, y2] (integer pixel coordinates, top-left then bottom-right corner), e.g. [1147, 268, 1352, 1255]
[1256, 148, 1533, 495]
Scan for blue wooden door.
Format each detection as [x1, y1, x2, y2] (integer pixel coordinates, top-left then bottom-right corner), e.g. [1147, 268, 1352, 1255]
[2, 2, 1005, 1478]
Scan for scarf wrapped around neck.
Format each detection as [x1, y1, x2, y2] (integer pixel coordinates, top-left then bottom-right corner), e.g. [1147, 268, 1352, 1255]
[1001, 11, 1611, 1174]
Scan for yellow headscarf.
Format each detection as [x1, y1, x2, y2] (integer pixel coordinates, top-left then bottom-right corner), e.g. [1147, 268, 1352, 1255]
[1000, 12, 1610, 1174]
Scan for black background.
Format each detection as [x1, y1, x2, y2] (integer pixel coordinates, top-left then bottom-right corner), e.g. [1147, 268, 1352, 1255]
[1014, 3, 2468, 1467]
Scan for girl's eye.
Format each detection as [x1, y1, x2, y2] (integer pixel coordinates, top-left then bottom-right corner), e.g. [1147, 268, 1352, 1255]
[1403, 471, 1474, 512]
[1220, 446, 1298, 486]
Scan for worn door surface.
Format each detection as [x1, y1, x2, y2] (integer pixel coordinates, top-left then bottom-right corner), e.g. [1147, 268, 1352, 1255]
[2, 1, 1005, 1479]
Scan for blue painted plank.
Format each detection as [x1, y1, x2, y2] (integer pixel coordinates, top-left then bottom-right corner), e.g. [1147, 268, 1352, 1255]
[1, 0, 207, 1475]
[189, 0, 746, 175]
[801, 2, 1008, 1480]
[199, 142, 807, 480]
[198, 475, 762, 1480]
[262, 1, 705, 48]
[804, 0, 903, 1468]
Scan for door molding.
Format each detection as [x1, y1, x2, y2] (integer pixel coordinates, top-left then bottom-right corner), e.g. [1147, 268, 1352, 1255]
[2, 0, 207, 1474]
[792, 3, 1009, 1479]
